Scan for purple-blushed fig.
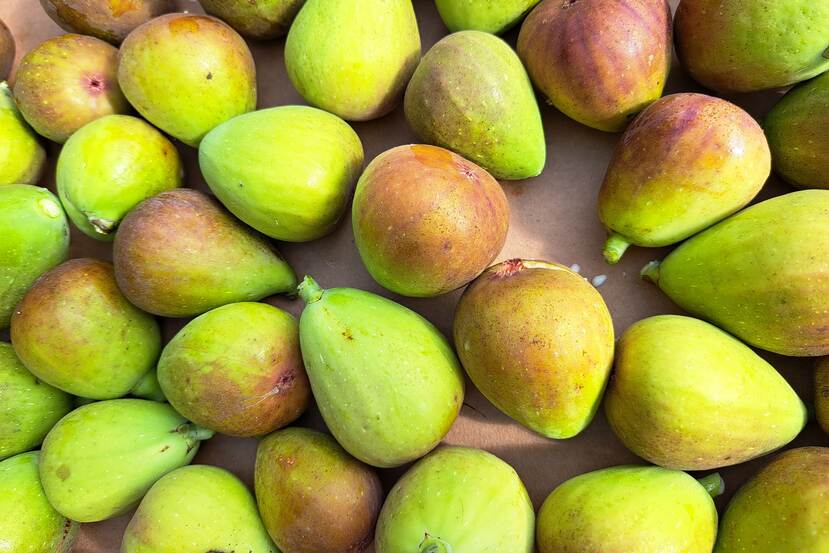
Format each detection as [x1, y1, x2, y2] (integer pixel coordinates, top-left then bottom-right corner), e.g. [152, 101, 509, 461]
[39, 0, 175, 44]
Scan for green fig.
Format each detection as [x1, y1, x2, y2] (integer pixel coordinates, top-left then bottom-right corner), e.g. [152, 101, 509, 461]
[285, 0, 420, 121]
[11, 258, 161, 399]
[453, 259, 614, 439]
[255, 427, 383, 553]
[0, 452, 78, 553]
[715, 447, 829, 552]
[599, 93, 770, 263]
[764, 71, 829, 189]
[198, 0, 305, 39]
[817, 358, 829, 434]
[158, 302, 310, 437]
[405, 31, 545, 180]
[39, 398, 213, 522]
[118, 13, 256, 147]
[375, 446, 535, 553]
[353, 144, 509, 297]
[0, 19, 13, 81]
[642, 190, 829, 356]
[537, 465, 722, 553]
[121, 465, 277, 553]
[605, 315, 807, 470]
[0, 185, 69, 329]
[113, 189, 297, 318]
[518, 0, 672, 132]
[297, 276, 464, 467]
[435, 0, 540, 34]
[128, 369, 165, 402]
[200, 106, 363, 242]
[39, 0, 175, 44]
[57, 114, 182, 240]
[675, 0, 829, 93]
[0, 82, 45, 186]
[0, 343, 72, 461]
[13, 34, 129, 143]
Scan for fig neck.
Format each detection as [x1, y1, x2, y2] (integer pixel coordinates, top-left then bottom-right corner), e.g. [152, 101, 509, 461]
[420, 535, 452, 553]
[603, 232, 631, 264]
[297, 275, 325, 305]
[697, 473, 725, 498]
[640, 260, 661, 283]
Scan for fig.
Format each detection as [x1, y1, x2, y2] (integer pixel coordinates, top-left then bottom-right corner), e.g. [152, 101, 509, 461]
[200, 105, 363, 242]
[405, 31, 545, 180]
[453, 259, 614, 439]
[11, 258, 161, 399]
[435, 0, 540, 34]
[57, 114, 182, 240]
[39, 398, 213, 522]
[0, 82, 45, 185]
[375, 446, 535, 553]
[605, 315, 807, 470]
[675, 0, 829, 93]
[122, 465, 278, 553]
[118, 13, 256, 147]
[0, 18, 12, 81]
[353, 144, 509, 297]
[255, 427, 382, 553]
[198, 0, 306, 39]
[39, 0, 175, 44]
[297, 276, 464, 467]
[642, 190, 829, 356]
[13, 34, 129, 143]
[599, 93, 770, 263]
[0, 185, 69, 329]
[817, 358, 829, 434]
[285, 0, 420, 121]
[113, 189, 297, 318]
[518, 0, 672, 132]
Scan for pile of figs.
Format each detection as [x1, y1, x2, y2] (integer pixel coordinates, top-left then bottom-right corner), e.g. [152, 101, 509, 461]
[0, 0, 828, 552]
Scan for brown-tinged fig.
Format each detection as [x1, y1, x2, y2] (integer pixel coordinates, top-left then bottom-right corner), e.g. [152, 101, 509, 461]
[39, 0, 175, 44]
[353, 144, 509, 297]
[0, 18, 14, 81]
[198, 0, 306, 39]
[817, 358, 829, 434]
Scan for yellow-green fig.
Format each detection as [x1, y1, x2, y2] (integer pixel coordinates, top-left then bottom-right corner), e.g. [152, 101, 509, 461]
[39, 0, 175, 44]
[435, 0, 540, 34]
[198, 0, 306, 39]
[0, 19, 13, 81]
[605, 315, 807, 470]
[285, 0, 420, 121]
[817, 358, 829, 434]
[0, 82, 45, 186]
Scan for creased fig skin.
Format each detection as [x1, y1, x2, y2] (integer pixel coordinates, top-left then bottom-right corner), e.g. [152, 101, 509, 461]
[39, 0, 175, 44]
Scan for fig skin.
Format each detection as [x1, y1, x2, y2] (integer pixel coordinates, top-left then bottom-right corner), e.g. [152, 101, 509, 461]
[0, 18, 14, 81]
[816, 358, 829, 434]
[0, 82, 46, 186]
[13, 34, 129, 143]
[198, 0, 306, 39]
[454, 259, 614, 439]
[353, 144, 509, 297]
[435, 0, 540, 34]
[39, 0, 175, 44]
[255, 427, 383, 553]
[518, 0, 672, 132]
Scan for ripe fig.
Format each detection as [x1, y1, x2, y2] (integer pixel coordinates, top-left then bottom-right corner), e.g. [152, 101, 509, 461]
[39, 0, 175, 44]
[198, 0, 306, 39]
[0, 82, 46, 186]
[0, 18, 14, 82]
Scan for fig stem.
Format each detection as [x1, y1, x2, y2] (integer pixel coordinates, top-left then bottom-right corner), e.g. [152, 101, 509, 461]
[419, 535, 453, 553]
[183, 424, 215, 442]
[129, 371, 166, 402]
[640, 260, 661, 283]
[697, 473, 725, 498]
[297, 275, 324, 305]
[603, 232, 631, 264]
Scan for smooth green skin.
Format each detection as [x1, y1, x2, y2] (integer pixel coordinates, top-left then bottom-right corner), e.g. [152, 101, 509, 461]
[537, 466, 718, 553]
[122, 465, 277, 553]
[297, 277, 465, 468]
[0, 452, 78, 553]
[285, 0, 421, 121]
[765, 71, 829, 189]
[375, 446, 535, 553]
[644, 190, 829, 356]
[200, 106, 364, 242]
[199, 0, 305, 39]
[0, 82, 45, 185]
[39, 399, 211, 522]
[675, 0, 829, 93]
[0, 343, 72, 461]
[818, 359, 829, 434]
[0, 185, 69, 329]
[57, 114, 182, 240]
[715, 447, 829, 552]
[606, 315, 806, 470]
[435, 0, 540, 34]
[118, 13, 257, 147]
[404, 31, 545, 180]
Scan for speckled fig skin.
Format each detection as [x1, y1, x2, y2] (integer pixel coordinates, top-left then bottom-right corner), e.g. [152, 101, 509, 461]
[816, 359, 829, 434]
[255, 428, 382, 553]
[599, 93, 770, 263]
[715, 447, 829, 553]
[11, 258, 161, 399]
[643, 190, 829, 356]
[13, 34, 129, 143]
[113, 189, 297, 318]
[198, 0, 305, 39]
[404, 31, 545, 180]
[0, 83, 46, 186]
[453, 259, 614, 439]
[0, 19, 14, 81]
[675, 0, 829, 93]
[39, 0, 175, 44]
[158, 302, 310, 437]
[765, 71, 829, 189]
[518, 0, 672, 132]
[118, 13, 256, 147]
[435, 0, 540, 34]
[353, 144, 509, 297]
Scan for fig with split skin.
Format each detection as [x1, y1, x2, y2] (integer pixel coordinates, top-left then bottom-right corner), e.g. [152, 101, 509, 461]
[0, 82, 46, 186]
[198, 0, 306, 39]
[39, 0, 175, 44]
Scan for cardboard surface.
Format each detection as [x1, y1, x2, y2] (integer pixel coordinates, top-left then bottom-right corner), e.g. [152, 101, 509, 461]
[1, 1, 824, 551]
